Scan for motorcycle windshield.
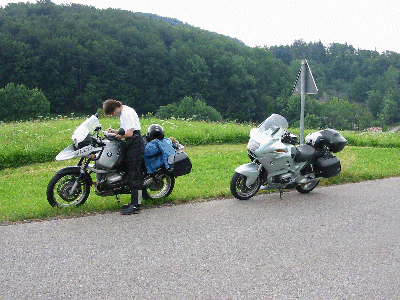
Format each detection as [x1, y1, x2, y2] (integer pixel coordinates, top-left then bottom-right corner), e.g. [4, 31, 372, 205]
[258, 114, 288, 136]
[71, 115, 99, 144]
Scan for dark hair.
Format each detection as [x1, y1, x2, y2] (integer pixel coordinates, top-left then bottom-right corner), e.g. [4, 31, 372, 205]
[103, 99, 122, 115]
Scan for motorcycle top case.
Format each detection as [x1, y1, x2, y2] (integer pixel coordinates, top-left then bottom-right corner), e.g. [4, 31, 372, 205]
[170, 150, 192, 177]
[308, 129, 347, 153]
[314, 155, 341, 178]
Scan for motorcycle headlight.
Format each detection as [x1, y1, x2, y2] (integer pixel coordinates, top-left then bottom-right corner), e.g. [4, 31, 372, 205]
[72, 138, 79, 149]
[248, 139, 260, 152]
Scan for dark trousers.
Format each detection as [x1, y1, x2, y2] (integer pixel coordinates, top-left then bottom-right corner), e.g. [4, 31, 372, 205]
[123, 133, 145, 205]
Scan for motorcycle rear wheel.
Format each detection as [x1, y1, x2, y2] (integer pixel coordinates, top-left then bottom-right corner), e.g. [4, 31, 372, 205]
[47, 171, 91, 207]
[230, 172, 261, 200]
[296, 179, 320, 193]
[143, 173, 175, 199]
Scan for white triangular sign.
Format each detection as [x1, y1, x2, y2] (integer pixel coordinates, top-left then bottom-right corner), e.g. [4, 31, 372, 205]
[292, 62, 318, 95]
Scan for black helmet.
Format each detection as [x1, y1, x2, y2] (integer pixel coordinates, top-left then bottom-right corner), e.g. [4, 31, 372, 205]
[147, 124, 164, 141]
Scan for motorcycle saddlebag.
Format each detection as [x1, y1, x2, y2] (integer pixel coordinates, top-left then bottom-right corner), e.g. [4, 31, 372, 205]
[170, 150, 192, 177]
[314, 155, 341, 178]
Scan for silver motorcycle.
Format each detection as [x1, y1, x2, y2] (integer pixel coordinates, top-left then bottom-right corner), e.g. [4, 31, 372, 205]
[230, 114, 347, 200]
[47, 115, 191, 207]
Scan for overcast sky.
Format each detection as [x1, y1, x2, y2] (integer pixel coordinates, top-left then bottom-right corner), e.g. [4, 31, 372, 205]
[1, 0, 399, 53]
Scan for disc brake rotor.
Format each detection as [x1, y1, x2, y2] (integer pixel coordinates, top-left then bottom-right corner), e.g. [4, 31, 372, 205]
[57, 178, 82, 202]
[238, 176, 250, 191]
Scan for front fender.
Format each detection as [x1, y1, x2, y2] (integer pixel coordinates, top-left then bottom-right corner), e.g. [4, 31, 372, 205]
[235, 163, 260, 186]
[55, 166, 93, 185]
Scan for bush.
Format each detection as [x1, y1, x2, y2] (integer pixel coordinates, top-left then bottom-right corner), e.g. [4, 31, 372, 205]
[305, 114, 322, 129]
[156, 96, 223, 122]
[0, 83, 50, 122]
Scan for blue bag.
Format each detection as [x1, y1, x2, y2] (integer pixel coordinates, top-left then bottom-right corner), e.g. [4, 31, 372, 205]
[144, 138, 175, 174]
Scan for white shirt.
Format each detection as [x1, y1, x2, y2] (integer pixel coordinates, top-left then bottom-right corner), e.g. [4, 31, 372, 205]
[120, 105, 141, 131]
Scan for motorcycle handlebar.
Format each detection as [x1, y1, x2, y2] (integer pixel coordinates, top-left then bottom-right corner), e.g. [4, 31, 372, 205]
[102, 130, 123, 141]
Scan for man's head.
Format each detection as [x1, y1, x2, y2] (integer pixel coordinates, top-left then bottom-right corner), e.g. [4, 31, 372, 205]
[103, 99, 122, 116]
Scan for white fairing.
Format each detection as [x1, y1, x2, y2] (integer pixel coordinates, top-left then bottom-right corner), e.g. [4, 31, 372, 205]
[55, 145, 77, 161]
[247, 114, 289, 151]
[55, 144, 102, 161]
[55, 115, 102, 161]
[72, 115, 99, 148]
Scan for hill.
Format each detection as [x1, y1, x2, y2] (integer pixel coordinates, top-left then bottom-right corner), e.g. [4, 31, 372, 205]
[0, 1, 289, 122]
[1, 1, 400, 125]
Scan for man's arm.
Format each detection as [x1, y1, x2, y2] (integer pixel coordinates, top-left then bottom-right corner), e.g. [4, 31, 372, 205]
[117, 128, 134, 139]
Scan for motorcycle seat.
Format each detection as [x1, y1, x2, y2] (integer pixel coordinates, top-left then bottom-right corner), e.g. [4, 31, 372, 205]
[294, 144, 316, 162]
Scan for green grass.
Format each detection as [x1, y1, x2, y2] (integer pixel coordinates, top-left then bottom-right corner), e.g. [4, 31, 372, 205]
[3, 115, 400, 170]
[342, 131, 400, 148]
[2, 144, 400, 225]
[2, 116, 400, 224]
[0, 116, 253, 170]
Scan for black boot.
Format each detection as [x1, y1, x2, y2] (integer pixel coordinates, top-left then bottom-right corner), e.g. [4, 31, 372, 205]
[121, 204, 139, 215]
[121, 189, 142, 215]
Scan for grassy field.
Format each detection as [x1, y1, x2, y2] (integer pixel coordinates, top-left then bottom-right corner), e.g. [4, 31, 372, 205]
[2, 143, 400, 224]
[1, 116, 400, 224]
[1, 115, 400, 170]
[0, 115, 253, 170]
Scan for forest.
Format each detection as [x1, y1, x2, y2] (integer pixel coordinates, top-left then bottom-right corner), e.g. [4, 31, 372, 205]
[1, 0, 400, 129]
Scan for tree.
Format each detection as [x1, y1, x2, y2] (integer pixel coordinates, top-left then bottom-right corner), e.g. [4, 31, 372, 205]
[366, 66, 400, 119]
[322, 97, 354, 130]
[379, 95, 398, 125]
[352, 102, 374, 130]
[304, 114, 322, 129]
[0, 83, 50, 121]
[156, 96, 222, 122]
[348, 75, 373, 103]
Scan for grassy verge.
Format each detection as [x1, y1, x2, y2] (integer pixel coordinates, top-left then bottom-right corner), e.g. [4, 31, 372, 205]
[0, 116, 252, 170]
[2, 144, 400, 225]
[2, 115, 400, 170]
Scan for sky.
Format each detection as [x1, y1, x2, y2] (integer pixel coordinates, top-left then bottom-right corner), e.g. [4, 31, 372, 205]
[1, 0, 400, 53]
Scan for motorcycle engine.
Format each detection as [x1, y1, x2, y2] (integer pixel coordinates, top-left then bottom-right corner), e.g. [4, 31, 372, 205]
[95, 172, 124, 194]
[278, 173, 291, 184]
[106, 173, 123, 184]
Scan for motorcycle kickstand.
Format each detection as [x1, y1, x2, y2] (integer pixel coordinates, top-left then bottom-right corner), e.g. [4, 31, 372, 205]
[279, 189, 284, 199]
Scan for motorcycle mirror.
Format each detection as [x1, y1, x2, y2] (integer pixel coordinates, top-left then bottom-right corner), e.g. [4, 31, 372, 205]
[117, 128, 125, 136]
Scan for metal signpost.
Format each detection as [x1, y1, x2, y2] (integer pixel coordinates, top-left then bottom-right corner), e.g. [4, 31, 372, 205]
[292, 59, 318, 144]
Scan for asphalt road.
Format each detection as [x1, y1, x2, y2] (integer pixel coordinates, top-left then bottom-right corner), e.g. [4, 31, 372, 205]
[1, 177, 400, 299]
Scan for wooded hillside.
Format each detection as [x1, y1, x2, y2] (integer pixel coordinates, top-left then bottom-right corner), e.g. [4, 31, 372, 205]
[1, 0, 400, 125]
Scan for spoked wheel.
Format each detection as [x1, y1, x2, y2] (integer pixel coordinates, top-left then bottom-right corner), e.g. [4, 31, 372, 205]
[296, 179, 321, 194]
[47, 171, 91, 207]
[230, 172, 261, 200]
[143, 173, 175, 199]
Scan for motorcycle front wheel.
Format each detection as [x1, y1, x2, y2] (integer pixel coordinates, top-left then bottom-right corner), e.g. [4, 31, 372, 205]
[47, 171, 91, 207]
[230, 172, 261, 200]
[296, 179, 320, 193]
[143, 173, 175, 199]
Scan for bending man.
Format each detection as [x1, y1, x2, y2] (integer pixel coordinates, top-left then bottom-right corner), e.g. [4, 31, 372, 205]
[103, 99, 144, 215]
